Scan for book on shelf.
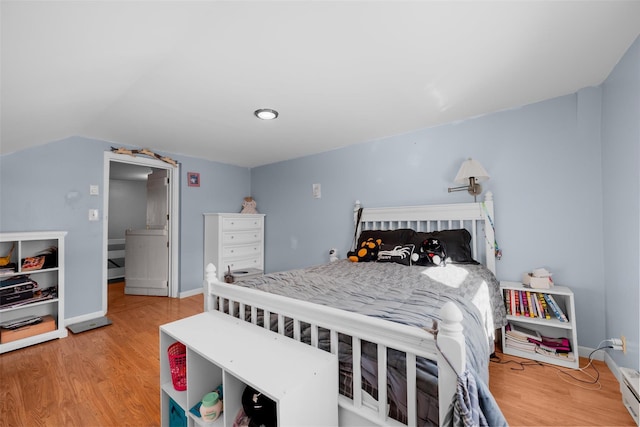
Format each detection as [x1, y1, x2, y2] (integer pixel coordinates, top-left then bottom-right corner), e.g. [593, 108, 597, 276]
[0, 263, 17, 277]
[543, 293, 568, 322]
[503, 289, 566, 321]
[505, 322, 542, 341]
[535, 346, 575, 362]
[505, 338, 537, 353]
[536, 292, 551, 319]
[528, 336, 572, 353]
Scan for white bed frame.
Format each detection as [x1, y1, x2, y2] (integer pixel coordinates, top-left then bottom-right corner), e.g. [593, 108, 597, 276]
[203, 193, 496, 427]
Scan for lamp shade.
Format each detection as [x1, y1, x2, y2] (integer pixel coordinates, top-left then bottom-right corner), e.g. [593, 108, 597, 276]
[453, 158, 490, 184]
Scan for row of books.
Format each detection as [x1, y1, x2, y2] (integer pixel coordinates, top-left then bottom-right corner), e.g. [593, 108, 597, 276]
[503, 289, 568, 322]
[504, 322, 575, 362]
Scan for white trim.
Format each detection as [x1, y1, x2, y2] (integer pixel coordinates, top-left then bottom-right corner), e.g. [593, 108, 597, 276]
[179, 287, 203, 299]
[64, 310, 104, 327]
[102, 152, 180, 312]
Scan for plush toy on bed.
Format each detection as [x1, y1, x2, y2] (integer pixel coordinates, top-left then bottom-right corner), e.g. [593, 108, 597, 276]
[348, 238, 382, 262]
[412, 237, 447, 267]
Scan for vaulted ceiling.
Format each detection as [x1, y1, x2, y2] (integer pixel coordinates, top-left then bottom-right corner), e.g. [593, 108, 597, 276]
[2, 1, 639, 167]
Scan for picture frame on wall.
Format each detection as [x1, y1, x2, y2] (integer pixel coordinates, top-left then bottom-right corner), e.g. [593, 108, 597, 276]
[187, 172, 200, 187]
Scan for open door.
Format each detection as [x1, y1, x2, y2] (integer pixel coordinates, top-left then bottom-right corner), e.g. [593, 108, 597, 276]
[124, 170, 170, 296]
[102, 153, 180, 313]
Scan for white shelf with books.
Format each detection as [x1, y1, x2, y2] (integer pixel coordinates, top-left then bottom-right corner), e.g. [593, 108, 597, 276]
[500, 281, 579, 369]
[0, 231, 67, 353]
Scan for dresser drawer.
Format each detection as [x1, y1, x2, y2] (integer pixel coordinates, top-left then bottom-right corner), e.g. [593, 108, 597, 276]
[222, 257, 262, 272]
[223, 244, 261, 259]
[222, 231, 261, 245]
[223, 217, 263, 231]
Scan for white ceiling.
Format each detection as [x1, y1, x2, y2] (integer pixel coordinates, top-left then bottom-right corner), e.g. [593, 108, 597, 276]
[2, 1, 639, 168]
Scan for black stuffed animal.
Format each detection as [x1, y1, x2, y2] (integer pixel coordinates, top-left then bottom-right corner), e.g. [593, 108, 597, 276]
[348, 238, 382, 262]
[412, 238, 446, 267]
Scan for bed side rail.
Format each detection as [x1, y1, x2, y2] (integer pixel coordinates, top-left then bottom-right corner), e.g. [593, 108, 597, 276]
[203, 263, 465, 427]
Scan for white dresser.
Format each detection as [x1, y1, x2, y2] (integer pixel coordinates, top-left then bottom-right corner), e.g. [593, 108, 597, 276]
[203, 213, 265, 282]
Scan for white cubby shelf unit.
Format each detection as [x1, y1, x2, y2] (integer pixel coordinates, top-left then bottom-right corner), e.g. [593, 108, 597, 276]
[0, 231, 67, 353]
[160, 310, 338, 427]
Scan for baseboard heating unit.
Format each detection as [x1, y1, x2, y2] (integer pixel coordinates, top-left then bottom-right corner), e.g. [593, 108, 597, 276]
[620, 367, 640, 426]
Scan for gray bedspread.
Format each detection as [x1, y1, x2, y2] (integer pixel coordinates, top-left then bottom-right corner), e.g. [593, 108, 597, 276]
[236, 260, 506, 426]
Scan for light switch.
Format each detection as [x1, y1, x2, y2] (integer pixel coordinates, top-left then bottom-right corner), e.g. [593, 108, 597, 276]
[312, 183, 321, 199]
[89, 209, 99, 221]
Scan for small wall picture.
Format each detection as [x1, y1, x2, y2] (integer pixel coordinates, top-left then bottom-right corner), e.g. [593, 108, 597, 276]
[187, 172, 200, 187]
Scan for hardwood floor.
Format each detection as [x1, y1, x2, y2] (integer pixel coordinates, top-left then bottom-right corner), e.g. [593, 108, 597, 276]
[0, 283, 635, 426]
[489, 351, 635, 426]
[0, 282, 203, 427]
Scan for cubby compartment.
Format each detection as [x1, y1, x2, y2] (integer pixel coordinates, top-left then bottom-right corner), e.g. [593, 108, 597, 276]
[160, 311, 338, 427]
[0, 231, 67, 353]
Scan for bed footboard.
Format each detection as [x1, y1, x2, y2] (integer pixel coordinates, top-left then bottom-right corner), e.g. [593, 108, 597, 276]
[203, 264, 464, 427]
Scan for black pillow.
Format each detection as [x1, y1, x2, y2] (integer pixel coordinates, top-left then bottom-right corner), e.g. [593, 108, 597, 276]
[358, 229, 416, 248]
[412, 229, 477, 264]
[377, 243, 415, 266]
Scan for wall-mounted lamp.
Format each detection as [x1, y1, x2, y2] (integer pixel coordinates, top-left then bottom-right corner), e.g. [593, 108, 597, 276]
[447, 158, 490, 202]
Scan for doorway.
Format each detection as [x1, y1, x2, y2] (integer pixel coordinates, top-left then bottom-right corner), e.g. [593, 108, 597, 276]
[101, 152, 180, 314]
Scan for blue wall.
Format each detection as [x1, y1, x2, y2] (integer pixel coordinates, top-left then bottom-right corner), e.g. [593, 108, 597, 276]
[253, 90, 609, 352]
[0, 136, 251, 318]
[602, 36, 640, 370]
[1, 38, 638, 371]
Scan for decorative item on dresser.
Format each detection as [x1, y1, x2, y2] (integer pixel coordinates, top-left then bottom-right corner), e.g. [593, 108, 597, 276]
[202, 193, 508, 426]
[203, 213, 265, 282]
[0, 231, 67, 353]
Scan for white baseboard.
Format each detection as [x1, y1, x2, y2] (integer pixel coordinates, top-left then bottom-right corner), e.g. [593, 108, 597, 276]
[604, 351, 623, 383]
[64, 310, 105, 327]
[180, 287, 203, 299]
[579, 345, 624, 385]
[578, 345, 605, 361]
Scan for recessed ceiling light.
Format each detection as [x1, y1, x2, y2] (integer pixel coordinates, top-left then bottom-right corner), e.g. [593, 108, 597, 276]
[254, 108, 279, 120]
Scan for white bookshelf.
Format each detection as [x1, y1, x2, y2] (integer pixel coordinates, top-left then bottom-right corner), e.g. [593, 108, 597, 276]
[0, 231, 67, 353]
[500, 281, 579, 369]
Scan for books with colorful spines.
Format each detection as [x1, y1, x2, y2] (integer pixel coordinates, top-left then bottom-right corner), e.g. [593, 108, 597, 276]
[503, 290, 511, 315]
[517, 291, 524, 316]
[526, 291, 535, 317]
[511, 290, 519, 315]
[519, 291, 527, 316]
[531, 292, 541, 318]
[536, 292, 551, 319]
[543, 293, 564, 321]
[543, 294, 568, 322]
[547, 294, 568, 322]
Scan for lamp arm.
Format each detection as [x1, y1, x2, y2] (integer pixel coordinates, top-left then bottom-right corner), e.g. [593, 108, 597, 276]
[448, 177, 478, 193]
[447, 185, 470, 193]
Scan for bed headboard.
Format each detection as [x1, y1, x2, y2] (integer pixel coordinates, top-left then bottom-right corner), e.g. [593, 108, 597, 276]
[354, 192, 497, 275]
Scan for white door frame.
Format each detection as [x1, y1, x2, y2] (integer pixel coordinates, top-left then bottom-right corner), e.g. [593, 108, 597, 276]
[102, 152, 180, 312]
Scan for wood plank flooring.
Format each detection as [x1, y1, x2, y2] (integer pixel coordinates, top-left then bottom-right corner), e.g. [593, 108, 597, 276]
[489, 350, 635, 426]
[0, 282, 635, 426]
